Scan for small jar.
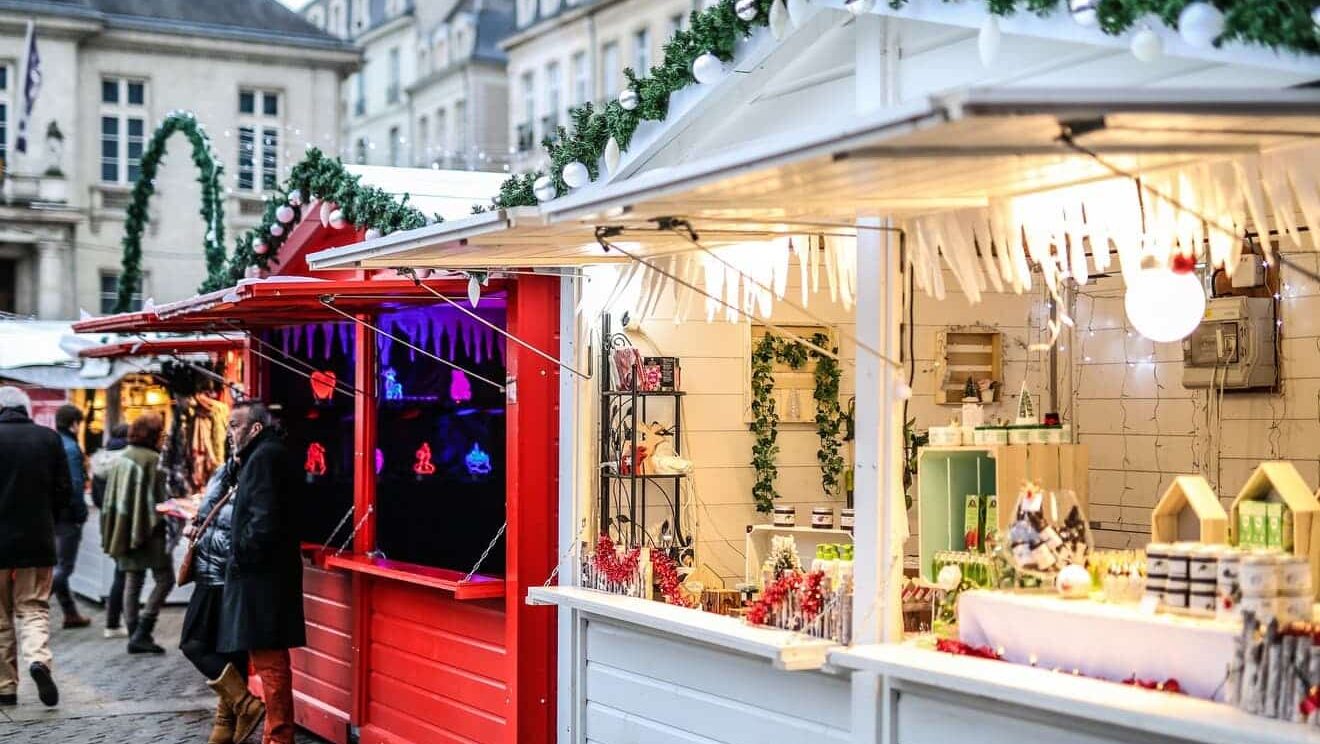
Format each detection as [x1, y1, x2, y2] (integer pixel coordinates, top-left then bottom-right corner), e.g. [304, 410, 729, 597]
[1239, 595, 1277, 624]
[1239, 553, 1281, 598]
[840, 508, 855, 531]
[1216, 550, 1241, 586]
[1189, 545, 1221, 582]
[1143, 577, 1164, 607]
[1162, 578, 1189, 610]
[1188, 586, 1216, 615]
[811, 507, 834, 530]
[1278, 595, 1311, 624]
[773, 505, 796, 528]
[1165, 543, 1193, 580]
[1280, 555, 1311, 596]
[1145, 543, 1171, 578]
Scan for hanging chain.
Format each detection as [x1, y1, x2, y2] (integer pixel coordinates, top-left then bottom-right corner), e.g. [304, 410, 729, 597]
[463, 520, 507, 583]
[542, 538, 582, 588]
[332, 503, 375, 557]
[318, 504, 357, 553]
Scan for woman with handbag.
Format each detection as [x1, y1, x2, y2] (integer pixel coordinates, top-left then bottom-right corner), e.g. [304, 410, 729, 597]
[179, 460, 265, 744]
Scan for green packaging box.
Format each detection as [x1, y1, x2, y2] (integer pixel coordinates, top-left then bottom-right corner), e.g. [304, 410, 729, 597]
[1265, 502, 1284, 549]
[1239, 501, 1268, 548]
[984, 494, 999, 547]
[964, 494, 982, 552]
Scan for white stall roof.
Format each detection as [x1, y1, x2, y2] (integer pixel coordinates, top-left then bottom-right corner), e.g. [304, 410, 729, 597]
[308, 88, 1320, 271]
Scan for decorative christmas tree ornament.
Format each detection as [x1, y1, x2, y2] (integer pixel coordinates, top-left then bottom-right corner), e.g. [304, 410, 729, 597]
[937, 563, 963, 591]
[533, 174, 556, 202]
[287, 188, 302, 207]
[1068, 0, 1099, 27]
[562, 160, 590, 189]
[845, 0, 875, 15]
[1130, 26, 1163, 62]
[275, 204, 295, 223]
[786, 0, 810, 28]
[304, 442, 327, 481]
[375, 448, 384, 475]
[364, 227, 382, 241]
[309, 370, 337, 401]
[618, 87, 639, 111]
[253, 240, 268, 256]
[328, 208, 346, 230]
[769, 0, 789, 40]
[450, 369, 473, 404]
[465, 443, 492, 476]
[978, 15, 1002, 68]
[692, 52, 724, 84]
[269, 224, 284, 237]
[382, 368, 403, 401]
[244, 265, 261, 279]
[467, 274, 482, 307]
[735, 0, 758, 22]
[604, 136, 622, 175]
[1015, 380, 1037, 424]
[1056, 564, 1092, 598]
[412, 442, 437, 478]
[1177, 2, 1224, 49]
[1124, 256, 1206, 343]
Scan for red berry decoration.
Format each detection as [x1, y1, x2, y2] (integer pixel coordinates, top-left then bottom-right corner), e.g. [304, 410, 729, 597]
[1170, 253, 1197, 274]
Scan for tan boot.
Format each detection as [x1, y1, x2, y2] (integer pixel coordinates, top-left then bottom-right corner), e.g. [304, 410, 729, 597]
[208, 663, 265, 744]
[204, 697, 236, 744]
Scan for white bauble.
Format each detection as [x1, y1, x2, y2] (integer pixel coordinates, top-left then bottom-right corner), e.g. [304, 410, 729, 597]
[1178, 2, 1224, 49]
[364, 228, 382, 241]
[937, 564, 963, 591]
[275, 204, 295, 224]
[1130, 26, 1163, 62]
[1313, 6, 1320, 36]
[328, 209, 346, 230]
[533, 174, 557, 202]
[894, 380, 913, 401]
[269, 223, 284, 237]
[604, 136, 622, 175]
[1123, 264, 1206, 343]
[769, 0, 789, 40]
[319, 200, 334, 227]
[978, 15, 1002, 68]
[244, 265, 261, 279]
[692, 53, 724, 85]
[618, 87, 639, 111]
[1055, 564, 1091, 599]
[786, 0, 810, 28]
[1069, 0, 1099, 27]
[253, 240, 268, 256]
[735, 0, 758, 22]
[562, 161, 590, 189]
[845, 0, 875, 15]
[287, 188, 302, 207]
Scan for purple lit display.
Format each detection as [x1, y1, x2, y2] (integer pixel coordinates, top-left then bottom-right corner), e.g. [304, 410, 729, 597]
[450, 369, 472, 404]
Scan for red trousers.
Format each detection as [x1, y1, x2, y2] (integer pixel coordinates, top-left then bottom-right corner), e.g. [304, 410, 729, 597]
[249, 648, 294, 744]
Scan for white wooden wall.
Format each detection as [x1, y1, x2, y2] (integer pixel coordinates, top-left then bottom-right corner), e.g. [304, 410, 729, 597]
[576, 615, 850, 744]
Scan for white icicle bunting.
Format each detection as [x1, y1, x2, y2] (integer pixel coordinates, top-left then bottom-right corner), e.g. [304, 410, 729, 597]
[1261, 152, 1302, 250]
[1287, 148, 1320, 252]
[604, 136, 622, 176]
[810, 235, 822, 295]
[823, 236, 839, 305]
[787, 0, 811, 28]
[791, 237, 809, 306]
[1235, 156, 1275, 265]
[968, 212, 1003, 293]
[769, 0, 789, 41]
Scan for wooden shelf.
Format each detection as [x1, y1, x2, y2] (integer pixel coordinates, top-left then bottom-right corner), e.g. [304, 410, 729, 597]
[324, 553, 505, 600]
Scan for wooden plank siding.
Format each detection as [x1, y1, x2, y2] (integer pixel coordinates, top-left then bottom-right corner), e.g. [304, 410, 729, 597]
[292, 565, 354, 744]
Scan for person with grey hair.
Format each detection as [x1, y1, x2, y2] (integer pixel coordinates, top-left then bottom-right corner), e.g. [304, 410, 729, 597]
[0, 386, 69, 707]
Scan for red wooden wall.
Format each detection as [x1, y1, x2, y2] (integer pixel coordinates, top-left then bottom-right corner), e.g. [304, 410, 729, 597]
[293, 565, 354, 743]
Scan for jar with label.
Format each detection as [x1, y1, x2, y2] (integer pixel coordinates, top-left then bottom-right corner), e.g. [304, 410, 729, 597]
[1143, 574, 1165, 606]
[811, 507, 834, 530]
[1239, 553, 1281, 598]
[1165, 543, 1192, 580]
[1216, 550, 1240, 587]
[1279, 595, 1311, 624]
[1145, 543, 1171, 578]
[840, 508, 855, 531]
[1188, 545, 1221, 582]
[1188, 586, 1216, 615]
[1279, 555, 1311, 596]
[1238, 595, 1278, 624]
[1162, 577, 1189, 611]
[773, 505, 796, 527]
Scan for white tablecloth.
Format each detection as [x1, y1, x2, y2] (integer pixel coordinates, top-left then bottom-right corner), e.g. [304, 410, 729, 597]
[958, 590, 1237, 701]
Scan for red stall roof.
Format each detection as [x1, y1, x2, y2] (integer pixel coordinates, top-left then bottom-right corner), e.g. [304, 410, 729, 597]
[72, 277, 491, 334]
[78, 335, 244, 359]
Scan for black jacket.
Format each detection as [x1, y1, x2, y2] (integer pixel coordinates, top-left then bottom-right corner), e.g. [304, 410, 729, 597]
[218, 430, 306, 652]
[191, 463, 234, 587]
[0, 408, 72, 568]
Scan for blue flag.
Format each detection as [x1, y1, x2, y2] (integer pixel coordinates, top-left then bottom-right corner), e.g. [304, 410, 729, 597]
[16, 21, 41, 154]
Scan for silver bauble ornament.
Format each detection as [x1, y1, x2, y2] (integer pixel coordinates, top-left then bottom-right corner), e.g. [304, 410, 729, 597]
[328, 209, 346, 230]
[736, 0, 758, 21]
[845, 0, 875, 15]
[253, 240, 269, 256]
[618, 87, 639, 111]
[269, 223, 284, 237]
[1069, 0, 1099, 27]
[364, 228, 382, 241]
[275, 204, 295, 224]
[287, 189, 302, 207]
[562, 161, 590, 189]
[692, 53, 723, 85]
[1130, 26, 1163, 62]
[1178, 2, 1224, 49]
[533, 175, 557, 202]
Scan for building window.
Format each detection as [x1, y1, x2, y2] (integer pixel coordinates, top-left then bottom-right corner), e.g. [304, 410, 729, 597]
[329, 0, 346, 36]
[352, 0, 369, 32]
[237, 89, 280, 192]
[454, 99, 467, 165]
[543, 61, 561, 136]
[417, 115, 429, 165]
[633, 27, 650, 74]
[386, 0, 406, 17]
[600, 41, 619, 103]
[0, 64, 9, 169]
[306, 6, 325, 29]
[387, 47, 401, 104]
[668, 12, 685, 36]
[100, 271, 143, 314]
[353, 73, 365, 117]
[388, 125, 401, 166]
[355, 137, 367, 164]
[517, 70, 535, 152]
[571, 51, 588, 106]
[435, 107, 447, 164]
[100, 77, 147, 184]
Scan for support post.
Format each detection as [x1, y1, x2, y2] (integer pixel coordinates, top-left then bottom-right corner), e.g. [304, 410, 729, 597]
[555, 274, 580, 744]
[350, 315, 377, 727]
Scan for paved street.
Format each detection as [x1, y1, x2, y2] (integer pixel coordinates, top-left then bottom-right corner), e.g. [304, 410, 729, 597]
[0, 601, 326, 743]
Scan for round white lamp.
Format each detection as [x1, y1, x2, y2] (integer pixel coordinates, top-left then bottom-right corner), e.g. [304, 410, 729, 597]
[1123, 258, 1206, 343]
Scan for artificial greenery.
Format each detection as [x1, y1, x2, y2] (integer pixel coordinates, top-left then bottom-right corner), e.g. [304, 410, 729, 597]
[115, 111, 225, 312]
[749, 330, 847, 514]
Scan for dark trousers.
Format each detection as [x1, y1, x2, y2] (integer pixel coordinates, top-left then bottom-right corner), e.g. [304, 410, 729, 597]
[123, 567, 173, 629]
[106, 569, 126, 629]
[179, 584, 246, 680]
[51, 521, 82, 615]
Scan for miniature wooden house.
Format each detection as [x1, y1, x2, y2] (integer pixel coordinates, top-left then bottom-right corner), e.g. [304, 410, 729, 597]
[1151, 475, 1227, 544]
[1230, 462, 1320, 598]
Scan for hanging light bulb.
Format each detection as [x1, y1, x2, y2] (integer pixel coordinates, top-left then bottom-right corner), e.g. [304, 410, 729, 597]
[978, 15, 1002, 68]
[1123, 256, 1205, 343]
[1177, 2, 1224, 49]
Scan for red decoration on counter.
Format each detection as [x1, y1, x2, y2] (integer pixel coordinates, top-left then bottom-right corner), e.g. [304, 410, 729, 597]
[309, 370, 337, 401]
[651, 550, 693, 608]
[1122, 675, 1184, 694]
[934, 638, 1002, 660]
[591, 534, 640, 584]
[304, 442, 327, 477]
[413, 442, 436, 476]
[746, 571, 805, 626]
[1301, 686, 1320, 718]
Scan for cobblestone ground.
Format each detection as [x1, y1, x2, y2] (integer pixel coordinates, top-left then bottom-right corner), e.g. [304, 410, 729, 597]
[0, 600, 326, 743]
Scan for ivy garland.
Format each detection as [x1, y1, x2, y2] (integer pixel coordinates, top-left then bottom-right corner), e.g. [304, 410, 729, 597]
[749, 331, 846, 514]
[114, 111, 225, 313]
[490, 0, 1318, 211]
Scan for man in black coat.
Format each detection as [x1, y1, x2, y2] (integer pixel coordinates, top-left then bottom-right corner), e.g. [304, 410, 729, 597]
[0, 386, 68, 707]
[218, 401, 304, 744]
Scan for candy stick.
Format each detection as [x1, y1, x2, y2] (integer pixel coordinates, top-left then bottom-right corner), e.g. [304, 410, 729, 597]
[1263, 619, 1282, 718]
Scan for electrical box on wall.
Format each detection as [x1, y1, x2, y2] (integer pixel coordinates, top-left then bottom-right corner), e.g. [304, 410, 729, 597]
[1181, 297, 1277, 391]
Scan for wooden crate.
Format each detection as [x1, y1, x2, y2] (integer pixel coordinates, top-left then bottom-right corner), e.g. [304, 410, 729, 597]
[935, 329, 1003, 405]
[1230, 462, 1320, 598]
[1151, 475, 1227, 544]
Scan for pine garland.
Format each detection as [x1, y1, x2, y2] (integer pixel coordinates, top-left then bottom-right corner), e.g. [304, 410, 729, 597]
[114, 111, 225, 313]
[749, 331, 847, 513]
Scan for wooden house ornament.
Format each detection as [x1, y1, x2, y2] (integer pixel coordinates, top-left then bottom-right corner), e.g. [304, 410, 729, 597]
[1230, 462, 1320, 599]
[1151, 475, 1227, 544]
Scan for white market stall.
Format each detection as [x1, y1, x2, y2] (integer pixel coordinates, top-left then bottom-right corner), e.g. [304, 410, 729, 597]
[310, 3, 1320, 744]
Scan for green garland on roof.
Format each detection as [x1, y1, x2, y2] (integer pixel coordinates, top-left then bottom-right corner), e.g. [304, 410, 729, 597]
[489, 0, 1317, 211]
[114, 111, 225, 313]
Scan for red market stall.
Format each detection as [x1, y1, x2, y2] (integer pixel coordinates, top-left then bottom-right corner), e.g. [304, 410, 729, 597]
[75, 214, 560, 744]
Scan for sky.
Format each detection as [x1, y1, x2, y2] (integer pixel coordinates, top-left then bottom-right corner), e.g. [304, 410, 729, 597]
[278, 0, 307, 9]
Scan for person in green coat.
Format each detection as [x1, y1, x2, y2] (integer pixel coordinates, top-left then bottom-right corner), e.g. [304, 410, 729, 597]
[100, 413, 174, 654]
